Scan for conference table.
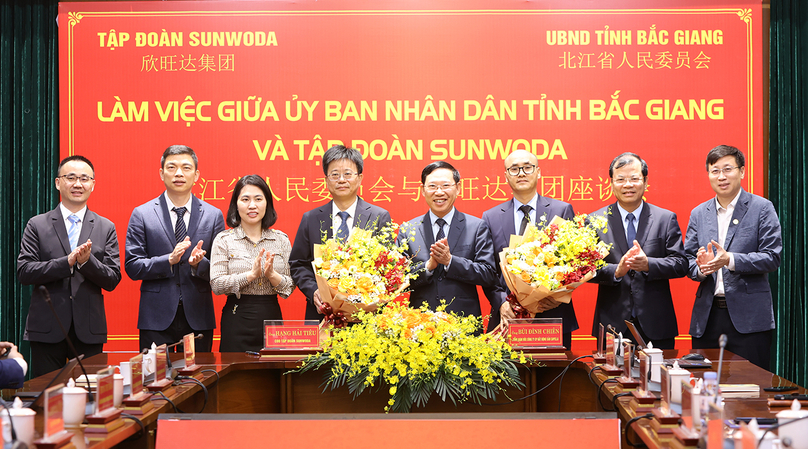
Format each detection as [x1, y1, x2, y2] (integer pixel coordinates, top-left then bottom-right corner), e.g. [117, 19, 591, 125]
[2, 349, 804, 448]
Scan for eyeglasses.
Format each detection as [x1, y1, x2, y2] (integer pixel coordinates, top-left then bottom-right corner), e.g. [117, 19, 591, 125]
[424, 183, 456, 193]
[709, 166, 739, 176]
[327, 171, 357, 181]
[59, 174, 94, 184]
[506, 165, 537, 176]
[613, 176, 645, 186]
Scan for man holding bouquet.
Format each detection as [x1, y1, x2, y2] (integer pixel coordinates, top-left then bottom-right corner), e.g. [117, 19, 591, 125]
[398, 161, 498, 321]
[482, 150, 579, 348]
[590, 153, 687, 349]
[289, 145, 391, 321]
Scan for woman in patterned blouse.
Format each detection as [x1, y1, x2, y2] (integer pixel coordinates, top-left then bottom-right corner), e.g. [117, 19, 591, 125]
[210, 174, 295, 352]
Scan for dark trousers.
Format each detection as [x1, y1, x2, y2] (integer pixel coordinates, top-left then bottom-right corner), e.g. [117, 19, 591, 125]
[691, 302, 772, 370]
[631, 317, 676, 350]
[220, 294, 282, 352]
[30, 323, 103, 378]
[139, 302, 213, 353]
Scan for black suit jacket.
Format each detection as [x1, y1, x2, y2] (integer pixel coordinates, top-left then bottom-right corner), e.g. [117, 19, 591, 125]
[289, 198, 391, 320]
[481, 196, 580, 332]
[398, 210, 498, 318]
[590, 202, 687, 341]
[18, 207, 121, 344]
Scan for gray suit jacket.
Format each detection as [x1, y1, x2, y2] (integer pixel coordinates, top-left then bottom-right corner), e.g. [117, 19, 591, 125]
[685, 189, 782, 336]
[481, 196, 579, 332]
[125, 194, 225, 331]
[289, 198, 391, 320]
[590, 202, 687, 341]
[18, 207, 121, 344]
[398, 210, 498, 318]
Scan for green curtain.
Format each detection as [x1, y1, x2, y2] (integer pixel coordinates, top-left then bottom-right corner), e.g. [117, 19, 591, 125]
[769, 0, 808, 388]
[0, 0, 59, 364]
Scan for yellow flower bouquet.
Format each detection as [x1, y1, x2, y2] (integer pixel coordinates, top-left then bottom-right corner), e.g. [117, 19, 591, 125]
[294, 302, 525, 412]
[313, 222, 412, 321]
[501, 214, 611, 316]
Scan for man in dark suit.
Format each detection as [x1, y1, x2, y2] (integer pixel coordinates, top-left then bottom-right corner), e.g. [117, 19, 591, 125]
[125, 145, 225, 352]
[290, 145, 391, 321]
[482, 150, 579, 347]
[17, 155, 121, 377]
[590, 153, 687, 349]
[398, 161, 498, 320]
[685, 145, 781, 369]
[0, 342, 27, 389]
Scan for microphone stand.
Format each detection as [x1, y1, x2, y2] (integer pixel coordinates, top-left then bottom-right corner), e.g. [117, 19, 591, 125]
[714, 334, 727, 403]
[39, 286, 93, 403]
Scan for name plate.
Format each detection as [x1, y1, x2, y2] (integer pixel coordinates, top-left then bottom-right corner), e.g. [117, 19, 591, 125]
[44, 384, 65, 439]
[507, 318, 562, 348]
[264, 320, 320, 349]
[95, 367, 115, 414]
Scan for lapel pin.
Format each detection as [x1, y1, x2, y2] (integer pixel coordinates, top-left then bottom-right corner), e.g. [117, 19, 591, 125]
[732, 219, 739, 225]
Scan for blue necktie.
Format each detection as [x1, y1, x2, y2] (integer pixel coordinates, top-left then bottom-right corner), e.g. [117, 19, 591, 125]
[173, 207, 188, 243]
[67, 214, 81, 250]
[336, 211, 350, 241]
[626, 213, 636, 245]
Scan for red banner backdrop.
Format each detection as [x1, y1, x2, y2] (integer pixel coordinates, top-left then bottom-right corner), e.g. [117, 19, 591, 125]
[58, 0, 763, 351]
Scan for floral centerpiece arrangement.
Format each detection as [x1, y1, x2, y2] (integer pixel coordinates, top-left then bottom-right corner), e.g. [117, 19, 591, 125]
[294, 302, 526, 412]
[313, 222, 412, 325]
[501, 214, 612, 318]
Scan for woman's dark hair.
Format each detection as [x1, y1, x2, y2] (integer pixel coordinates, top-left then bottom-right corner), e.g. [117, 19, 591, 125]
[226, 174, 277, 229]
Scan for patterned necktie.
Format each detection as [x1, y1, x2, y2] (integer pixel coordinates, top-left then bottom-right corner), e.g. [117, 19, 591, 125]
[518, 204, 533, 235]
[336, 211, 350, 241]
[435, 218, 446, 242]
[434, 218, 447, 276]
[626, 213, 636, 245]
[67, 214, 81, 250]
[173, 207, 188, 243]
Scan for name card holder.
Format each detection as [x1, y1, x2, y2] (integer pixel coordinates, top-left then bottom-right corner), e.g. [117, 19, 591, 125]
[593, 323, 607, 364]
[616, 342, 639, 391]
[601, 331, 623, 376]
[146, 344, 176, 396]
[259, 320, 322, 359]
[650, 364, 681, 442]
[506, 317, 565, 358]
[123, 354, 154, 415]
[33, 385, 75, 449]
[630, 351, 658, 412]
[86, 367, 124, 435]
[177, 332, 203, 379]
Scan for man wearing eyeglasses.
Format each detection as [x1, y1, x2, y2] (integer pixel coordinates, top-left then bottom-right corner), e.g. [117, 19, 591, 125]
[125, 145, 225, 352]
[481, 150, 579, 347]
[17, 156, 121, 377]
[290, 145, 391, 321]
[684, 145, 781, 369]
[589, 153, 687, 349]
[398, 161, 498, 321]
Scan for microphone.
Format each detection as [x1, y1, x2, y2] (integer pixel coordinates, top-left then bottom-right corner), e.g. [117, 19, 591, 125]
[0, 398, 28, 449]
[715, 334, 727, 402]
[39, 286, 93, 403]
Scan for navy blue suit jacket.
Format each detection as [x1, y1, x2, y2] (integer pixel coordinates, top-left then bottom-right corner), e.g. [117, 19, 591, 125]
[481, 196, 579, 332]
[289, 198, 391, 321]
[125, 194, 225, 331]
[0, 359, 24, 389]
[398, 210, 498, 318]
[590, 202, 687, 341]
[684, 189, 782, 336]
[18, 207, 121, 344]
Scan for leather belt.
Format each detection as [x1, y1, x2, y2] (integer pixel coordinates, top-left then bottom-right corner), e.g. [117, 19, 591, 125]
[713, 296, 728, 309]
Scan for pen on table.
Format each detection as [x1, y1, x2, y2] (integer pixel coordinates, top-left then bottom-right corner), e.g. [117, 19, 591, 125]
[245, 351, 260, 356]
